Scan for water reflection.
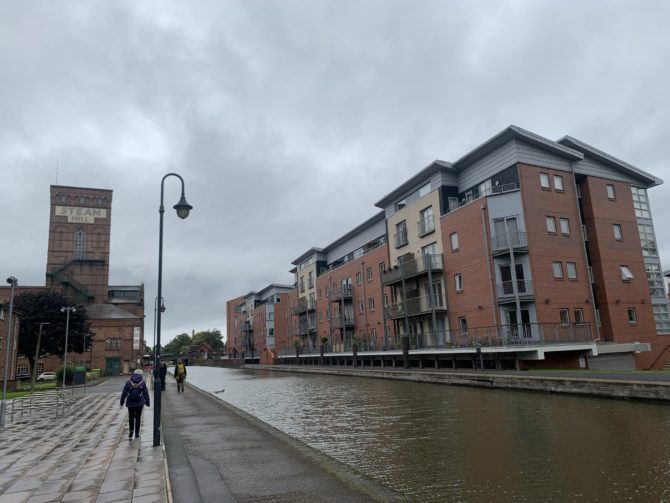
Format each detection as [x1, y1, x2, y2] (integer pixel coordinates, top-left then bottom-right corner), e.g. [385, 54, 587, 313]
[187, 366, 670, 502]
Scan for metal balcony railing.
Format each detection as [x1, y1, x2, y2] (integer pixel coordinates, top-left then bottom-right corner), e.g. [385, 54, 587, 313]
[382, 253, 444, 285]
[418, 215, 435, 237]
[496, 279, 534, 299]
[491, 231, 528, 253]
[293, 298, 316, 314]
[331, 315, 355, 329]
[384, 293, 447, 319]
[330, 285, 353, 302]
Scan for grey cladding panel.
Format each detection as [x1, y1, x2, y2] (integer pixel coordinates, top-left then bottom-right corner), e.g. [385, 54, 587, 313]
[574, 157, 638, 184]
[458, 140, 518, 189]
[326, 218, 387, 263]
[516, 142, 572, 171]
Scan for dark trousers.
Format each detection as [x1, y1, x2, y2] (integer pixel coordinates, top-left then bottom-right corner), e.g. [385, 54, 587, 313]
[128, 406, 143, 436]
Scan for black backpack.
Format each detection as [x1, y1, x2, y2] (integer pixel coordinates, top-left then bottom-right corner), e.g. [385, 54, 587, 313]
[128, 381, 143, 401]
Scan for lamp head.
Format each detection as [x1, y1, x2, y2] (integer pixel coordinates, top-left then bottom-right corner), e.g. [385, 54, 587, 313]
[6, 276, 17, 286]
[173, 194, 193, 219]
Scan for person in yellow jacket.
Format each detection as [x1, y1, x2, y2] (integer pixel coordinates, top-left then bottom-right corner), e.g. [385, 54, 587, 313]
[175, 359, 187, 392]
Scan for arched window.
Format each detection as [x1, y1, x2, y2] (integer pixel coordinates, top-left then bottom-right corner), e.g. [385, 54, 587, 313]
[74, 229, 86, 259]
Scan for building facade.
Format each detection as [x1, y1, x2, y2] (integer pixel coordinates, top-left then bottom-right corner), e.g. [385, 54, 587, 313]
[0, 185, 145, 377]
[227, 125, 670, 370]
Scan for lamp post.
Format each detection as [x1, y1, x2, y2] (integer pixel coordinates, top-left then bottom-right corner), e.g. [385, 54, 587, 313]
[61, 307, 76, 391]
[0, 276, 18, 427]
[31, 322, 50, 393]
[154, 173, 193, 447]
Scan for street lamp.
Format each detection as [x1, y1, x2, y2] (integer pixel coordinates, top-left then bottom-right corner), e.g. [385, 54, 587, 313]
[154, 173, 192, 447]
[31, 322, 50, 393]
[61, 306, 76, 391]
[0, 276, 18, 427]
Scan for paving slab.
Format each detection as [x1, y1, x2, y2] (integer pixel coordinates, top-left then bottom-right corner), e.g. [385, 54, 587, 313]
[0, 379, 169, 502]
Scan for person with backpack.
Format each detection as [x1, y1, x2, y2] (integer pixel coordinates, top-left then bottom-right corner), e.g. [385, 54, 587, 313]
[175, 359, 187, 392]
[120, 369, 150, 439]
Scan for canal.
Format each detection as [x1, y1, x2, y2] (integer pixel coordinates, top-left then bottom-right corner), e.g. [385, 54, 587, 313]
[186, 366, 670, 502]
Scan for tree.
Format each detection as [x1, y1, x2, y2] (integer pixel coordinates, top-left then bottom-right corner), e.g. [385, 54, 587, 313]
[12, 290, 91, 375]
[162, 333, 191, 356]
[192, 329, 224, 351]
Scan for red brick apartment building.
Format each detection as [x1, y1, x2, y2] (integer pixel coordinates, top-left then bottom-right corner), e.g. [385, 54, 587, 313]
[227, 125, 670, 370]
[0, 185, 145, 378]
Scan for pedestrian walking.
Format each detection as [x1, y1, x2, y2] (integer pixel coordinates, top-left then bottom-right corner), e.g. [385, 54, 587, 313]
[120, 369, 150, 439]
[159, 362, 167, 391]
[175, 359, 187, 392]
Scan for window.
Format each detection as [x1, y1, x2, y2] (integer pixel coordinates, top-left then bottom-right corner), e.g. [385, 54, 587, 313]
[268, 328, 274, 336]
[379, 262, 386, 273]
[653, 304, 670, 334]
[358, 301, 364, 313]
[459, 316, 468, 335]
[479, 179, 492, 196]
[325, 285, 330, 298]
[299, 276, 305, 293]
[455, 273, 463, 292]
[566, 262, 577, 279]
[307, 271, 314, 289]
[371, 328, 377, 340]
[627, 308, 637, 324]
[433, 281, 445, 307]
[631, 187, 650, 218]
[450, 232, 459, 251]
[620, 265, 634, 281]
[368, 298, 375, 311]
[419, 206, 435, 236]
[646, 263, 665, 296]
[607, 184, 616, 200]
[613, 224, 623, 241]
[384, 294, 389, 307]
[356, 272, 362, 284]
[559, 308, 570, 324]
[560, 218, 570, 235]
[395, 220, 408, 248]
[540, 173, 550, 189]
[546, 216, 557, 233]
[268, 312, 274, 320]
[553, 262, 564, 279]
[308, 293, 316, 309]
[638, 224, 658, 257]
[573, 308, 584, 324]
[74, 229, 86, 259]
[367, 267, 373, 282]
[554, 175, 564, 191]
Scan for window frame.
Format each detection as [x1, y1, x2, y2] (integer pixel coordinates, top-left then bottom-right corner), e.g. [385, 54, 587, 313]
[546, 216, 557, 233]
[553, 175, 564, 191]
[613, 223, 623, 241]
[559, 217, 570, 235]
[368, 298, 375, 311]
[540, 173, 550, 189]
[606, 184, 616, 200]
[450, 232, 459, 252]
[559, 308, 570, 325]
[367, 267, 373, 282]
[620, 265, 634, 282]
[455, 273, 463, 293]
[627, 308, 637, 324]
[553, 261, 564, 279]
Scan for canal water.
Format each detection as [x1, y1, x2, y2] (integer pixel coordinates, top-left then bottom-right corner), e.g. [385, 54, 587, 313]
[186, 366, 670, 502]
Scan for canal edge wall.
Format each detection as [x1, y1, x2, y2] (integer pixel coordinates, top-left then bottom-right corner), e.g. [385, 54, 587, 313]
[184, 380, 405, 502]
[245, 365, 670, 402]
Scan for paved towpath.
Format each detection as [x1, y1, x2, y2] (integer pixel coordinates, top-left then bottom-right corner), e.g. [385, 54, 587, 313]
[161, 379, 401, 503]
[0, 376, 169, 503]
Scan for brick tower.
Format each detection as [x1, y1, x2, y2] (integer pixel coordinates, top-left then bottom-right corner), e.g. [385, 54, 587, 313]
[45, 185, 113, 304]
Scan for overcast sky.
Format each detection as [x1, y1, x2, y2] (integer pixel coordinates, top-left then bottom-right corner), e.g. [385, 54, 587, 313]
[2, 0, 670, 345]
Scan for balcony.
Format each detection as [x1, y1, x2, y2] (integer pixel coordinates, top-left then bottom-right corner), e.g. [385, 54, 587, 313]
[243, 321, 253, 334]
[491, 231, 528, 255]
[382, 253, 444, 285]
[394, 231, 408, 248]
[496, 279, 534, 303]
[384, 293, 447, 319]
[418, 215, 435, 237]
[330, 285, 353, 302]
[331, 315, 356, 329]
[293, 298, 316, 314]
